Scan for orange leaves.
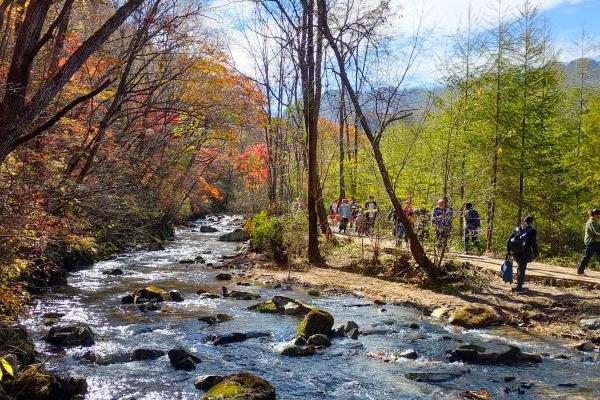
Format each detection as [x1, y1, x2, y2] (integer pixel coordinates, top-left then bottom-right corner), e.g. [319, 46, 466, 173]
[235, 144, 269, 189]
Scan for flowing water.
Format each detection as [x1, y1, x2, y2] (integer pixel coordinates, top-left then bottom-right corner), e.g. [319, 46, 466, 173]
[22, 216, 600, 399]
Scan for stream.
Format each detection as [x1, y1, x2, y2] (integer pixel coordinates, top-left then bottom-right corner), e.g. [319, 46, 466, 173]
[22, 216, 600, 399]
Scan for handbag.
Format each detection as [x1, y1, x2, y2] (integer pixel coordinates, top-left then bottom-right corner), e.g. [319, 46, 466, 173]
[500, 257, 513, 283]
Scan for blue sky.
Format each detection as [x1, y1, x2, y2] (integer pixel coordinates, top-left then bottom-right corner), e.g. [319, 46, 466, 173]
[209, 0, 600, 85]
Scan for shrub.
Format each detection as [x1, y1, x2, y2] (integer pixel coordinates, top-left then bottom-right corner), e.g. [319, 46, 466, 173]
[246, 211, 286, 262]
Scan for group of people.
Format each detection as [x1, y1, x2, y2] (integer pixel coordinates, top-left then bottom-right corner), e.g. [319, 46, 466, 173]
[330, 196, 379, 235]
[331, 195, 600, 294]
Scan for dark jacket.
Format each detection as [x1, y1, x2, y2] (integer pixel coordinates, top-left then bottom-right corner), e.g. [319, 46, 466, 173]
[507, 224, 539, 262]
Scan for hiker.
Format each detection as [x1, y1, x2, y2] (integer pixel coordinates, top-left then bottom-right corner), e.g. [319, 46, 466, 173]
[364, 196, 379, 234]
[349, 197, 359, 228]
[463, 202, 481, 254]
[577, 208, 600, 276]
[355, 210, 366, 236]
[338, 199, 352, 233]
[507, 215, 539, 293]
[388, 200, 414, 247]
[431, 198, 454, 250]
[330, 199, 339, 217]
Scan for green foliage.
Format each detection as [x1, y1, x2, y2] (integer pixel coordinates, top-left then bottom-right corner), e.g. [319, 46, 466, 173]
[246, 212, 285, 261]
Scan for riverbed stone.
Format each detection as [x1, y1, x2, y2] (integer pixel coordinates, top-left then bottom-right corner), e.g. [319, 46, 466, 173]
[168, 349, 201, 371]
[194, 255, 206, 263]
[281, 344, 317, 357]
[130, 349, 165, 361]
[134, 285, 171, 302]
[179, 259, 195, 264]
[218, 229, 250, 242]
[580, 317, 600, 330]
[227, 290, 261, 300]
[200, 225, 219, 233]
[398, 349, 418, 360]
[195, 375, 225, 391]
[574, 340, 596, 352]
[202, 373, 275, 399]
[102, 268, 123, 275]
[198, 314, 233, 325]
[448, 305, 499, 328]
[43, 323, 95, 347]
[307, 334, 331, 347]
[347, 328, 359, 340]
[216, 273, 232, 281]
[248, 296, 312, 317]
[211, 333, 248, 346]
[404, 371, 463, 383]
[463, 388, 491, 400]
[297, 309, 334, 338]
[138, 301, 161, 312]
[448, 341, 542, 365]
[169, 290, 185, 302]
[430, 307, 451, 319]
[147, 240, 164, 251]
[10, 364, 87, 400]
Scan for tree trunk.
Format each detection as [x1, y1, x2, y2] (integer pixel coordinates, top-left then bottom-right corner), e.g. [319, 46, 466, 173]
[317, 0, 438, 277]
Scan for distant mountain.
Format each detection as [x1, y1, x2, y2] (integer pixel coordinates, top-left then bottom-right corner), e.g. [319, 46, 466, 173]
[560, 57, 600, 87]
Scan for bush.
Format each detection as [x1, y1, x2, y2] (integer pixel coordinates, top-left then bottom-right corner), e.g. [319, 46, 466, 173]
[246, 212, 286, 262]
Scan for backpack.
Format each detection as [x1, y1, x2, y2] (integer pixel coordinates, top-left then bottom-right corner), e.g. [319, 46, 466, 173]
[500, 258, 513, 283]
[465, 209, 480, 228]
[508, 227, 530, 256]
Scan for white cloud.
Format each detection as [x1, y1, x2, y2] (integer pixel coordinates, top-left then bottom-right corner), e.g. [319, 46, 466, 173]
[203, 0, 589, 84]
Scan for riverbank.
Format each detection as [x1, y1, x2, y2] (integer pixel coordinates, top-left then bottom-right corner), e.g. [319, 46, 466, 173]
[246, 257, 600, 345]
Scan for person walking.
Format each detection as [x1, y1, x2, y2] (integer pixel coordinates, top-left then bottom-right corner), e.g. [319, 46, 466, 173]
[463, 202, 481, 254]
[338, 199, 352, 233]
[431, 198, 453, 250]
[507, 215, 539, 293]
[364, 196, 378, 234]
[577, 208, 600, 275]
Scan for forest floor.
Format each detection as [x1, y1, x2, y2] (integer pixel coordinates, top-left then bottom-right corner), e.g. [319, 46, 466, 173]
[246, 232, 600, 345]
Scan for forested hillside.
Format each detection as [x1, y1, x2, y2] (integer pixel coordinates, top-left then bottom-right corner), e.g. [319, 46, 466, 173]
[0, 0, 264, 317]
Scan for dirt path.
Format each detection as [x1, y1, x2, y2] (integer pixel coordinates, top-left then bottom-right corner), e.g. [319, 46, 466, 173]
[334, 231, 600, 288]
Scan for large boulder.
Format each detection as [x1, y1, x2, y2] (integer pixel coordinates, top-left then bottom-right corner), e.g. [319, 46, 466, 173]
[297, 309, 334, 338]
[448, 305, 499, 329]
[201, 373, 276, 400]
[43, 323, 94, 347]
[10, 364, 87, 400]
[448, 341, 542, 365]
[200, 225, 219, 233]
[248, 296, 312, 317]
[135, 285, 171, 302]
[580, 317, 600, 331]
[218, 229, 250, 242]
[168, 349, 201, 371]
[195, 375, 225, 391]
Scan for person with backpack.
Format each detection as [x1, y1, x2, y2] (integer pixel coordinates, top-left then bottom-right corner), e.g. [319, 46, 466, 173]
[463, 203, 481, 254]
[507, 215, 539, 293]
[577, 208, 600, 275]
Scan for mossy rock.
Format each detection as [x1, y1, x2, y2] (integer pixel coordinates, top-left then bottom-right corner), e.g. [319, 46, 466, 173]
[297, 309, 334, 338]
[134, 285, 170, 302]
[306, 289, 320, 297]
[448, 305, 498, 329]
[202, 372, 275, 399]
[10, 364, 87, 400]
[248, 296, 312, 317]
